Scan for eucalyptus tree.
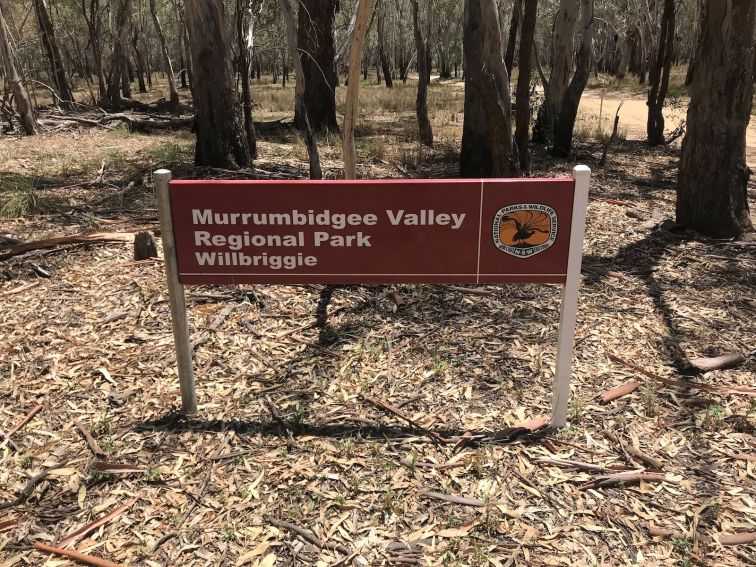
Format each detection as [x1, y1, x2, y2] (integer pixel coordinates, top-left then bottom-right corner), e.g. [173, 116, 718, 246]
[676, 0, 754, 237]
[185, 0, 250, 168]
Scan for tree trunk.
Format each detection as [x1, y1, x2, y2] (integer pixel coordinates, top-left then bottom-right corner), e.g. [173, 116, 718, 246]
[676, 0, 755, 238]
[686, 0, 704, 86]
[514, 0, 538, 172]
[461, 0, 516, 178]
[33, 0, 74, 109]
[647, 0, 675, 146]
[295, 0, 338, 131]
[280, 0, 322, 179]
[185, 0, 250, 168]
[551, 0, 593, 158]
[84, 0, 107, 103]
[132, 29, 147, 93]
[532, 0, 579, 144]
[150, 0, 179, 110]
[410, 0, 433, 147]
[342, 0, 373, 179]
[504, 0, 522, 76]
[377, 0, 393, 88]
[106, 0, 132, 110]
[236, 0, 257, 159]
[0, 5, 36, 134]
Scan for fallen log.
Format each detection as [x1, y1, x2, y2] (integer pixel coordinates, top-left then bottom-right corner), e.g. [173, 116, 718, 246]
[0, 229, 158, 260]
[608, 353, 756, 397]
[101, 113, 193, 133]
[687, 352, 745, 372]
[580, 470, 667, 490]
[600, 380, 640, 403]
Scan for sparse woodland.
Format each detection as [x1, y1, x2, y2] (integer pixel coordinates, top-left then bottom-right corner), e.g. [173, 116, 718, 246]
[0, 1, 755, 566]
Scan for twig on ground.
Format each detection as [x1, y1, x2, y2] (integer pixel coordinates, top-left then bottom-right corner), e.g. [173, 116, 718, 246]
[33, 542, 123, 567]
[362, 396, 445, 443]
[58, 497, 139, 547]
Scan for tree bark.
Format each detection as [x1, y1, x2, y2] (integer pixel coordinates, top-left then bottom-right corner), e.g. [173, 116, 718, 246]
[504, 0, 522, 76]
[106, 0, 132, 110]
[676, 0, 755, 238]
[514, 0, 538, 172]
[551, 0, 593, 158]
[0, 5, 36, 134]
[294, 0, 338, 132]
[647, 0, 675, 146]
[132, 28, 147, 93]
[342, 0, 373, 179]
[150, 0, 179, 110]
[377, 0, 393, 88]
[33, 0, 74, 109]
[236, 0, 257, 159]
[461, 0, 516, 178]
[185, 0, 250, 168]
[280, 0, 322, 178]
[410, 0, 433, 147]
[532, 0, 579, 144]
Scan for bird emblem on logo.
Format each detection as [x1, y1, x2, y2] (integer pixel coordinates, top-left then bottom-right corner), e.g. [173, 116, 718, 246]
[493, 204, 558, 258]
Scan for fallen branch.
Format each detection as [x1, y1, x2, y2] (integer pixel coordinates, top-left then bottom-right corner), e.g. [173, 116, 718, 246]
[1, 404, 42, 442]
[0, 231, 150, 260]
[58, 497, 138, 547]
[0, 461, 66, 511]
[600, 380, 640, 404]
[687, 352, 745, 372]
[268, 517, 351, 555]
[1, 281, 41, 296]
[649, 525, 756, 546]
[74, 419, 107, 458]
[608, 353, 756, 397]
[0, 518, 18, 532]
[580, 470, 667, 490]
[603, 429, 663, 470]
[420, 490, 503, 508]
[33, 542, 123, 567]
[534, 457, 625, 473]
[90, 462, 145, 475]
[488, 416, 550, 442]
[362, 396, 445, 443]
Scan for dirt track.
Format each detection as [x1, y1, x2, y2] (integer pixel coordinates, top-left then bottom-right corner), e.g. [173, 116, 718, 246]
[578, 90, 756, 168]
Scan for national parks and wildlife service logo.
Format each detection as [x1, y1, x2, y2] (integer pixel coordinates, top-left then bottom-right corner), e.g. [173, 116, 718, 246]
[493, 204, 558, 258]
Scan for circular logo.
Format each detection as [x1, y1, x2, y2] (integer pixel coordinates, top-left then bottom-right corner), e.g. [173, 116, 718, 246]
[492, 204, 558, 258]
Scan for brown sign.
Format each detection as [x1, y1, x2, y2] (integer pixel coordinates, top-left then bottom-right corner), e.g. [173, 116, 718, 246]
[168, 178, 576, 285]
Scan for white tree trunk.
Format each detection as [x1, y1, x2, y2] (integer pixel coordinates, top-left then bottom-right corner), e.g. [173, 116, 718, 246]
[342, 0, 373, 180]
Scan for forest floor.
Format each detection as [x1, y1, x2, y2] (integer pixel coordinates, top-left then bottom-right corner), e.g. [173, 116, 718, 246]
[0, 78, 755, 567]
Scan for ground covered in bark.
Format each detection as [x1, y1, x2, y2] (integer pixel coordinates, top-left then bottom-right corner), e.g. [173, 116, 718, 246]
[1, 81, 755, 566]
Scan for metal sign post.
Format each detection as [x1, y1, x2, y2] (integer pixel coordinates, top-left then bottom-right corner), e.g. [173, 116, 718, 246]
[155, 169, 197, 414]
[154, 167, 590, 427]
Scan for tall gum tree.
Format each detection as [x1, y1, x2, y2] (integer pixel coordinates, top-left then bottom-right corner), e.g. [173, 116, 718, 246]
[676, 0, 755, 237]
[185, 0, 250, 168]
[410, 0, 432, 146]
[295, 0, 338, 132]
[514, 0, 538, 172]
[33, 0, 74, 109]
[532, 0, 579, 144]
[150, 0, 179, 111]
[551, 0, 593, 158]
[647, 0, 675, 146]
[0, 4, 36, 134]
[460, 0, 516, 178]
